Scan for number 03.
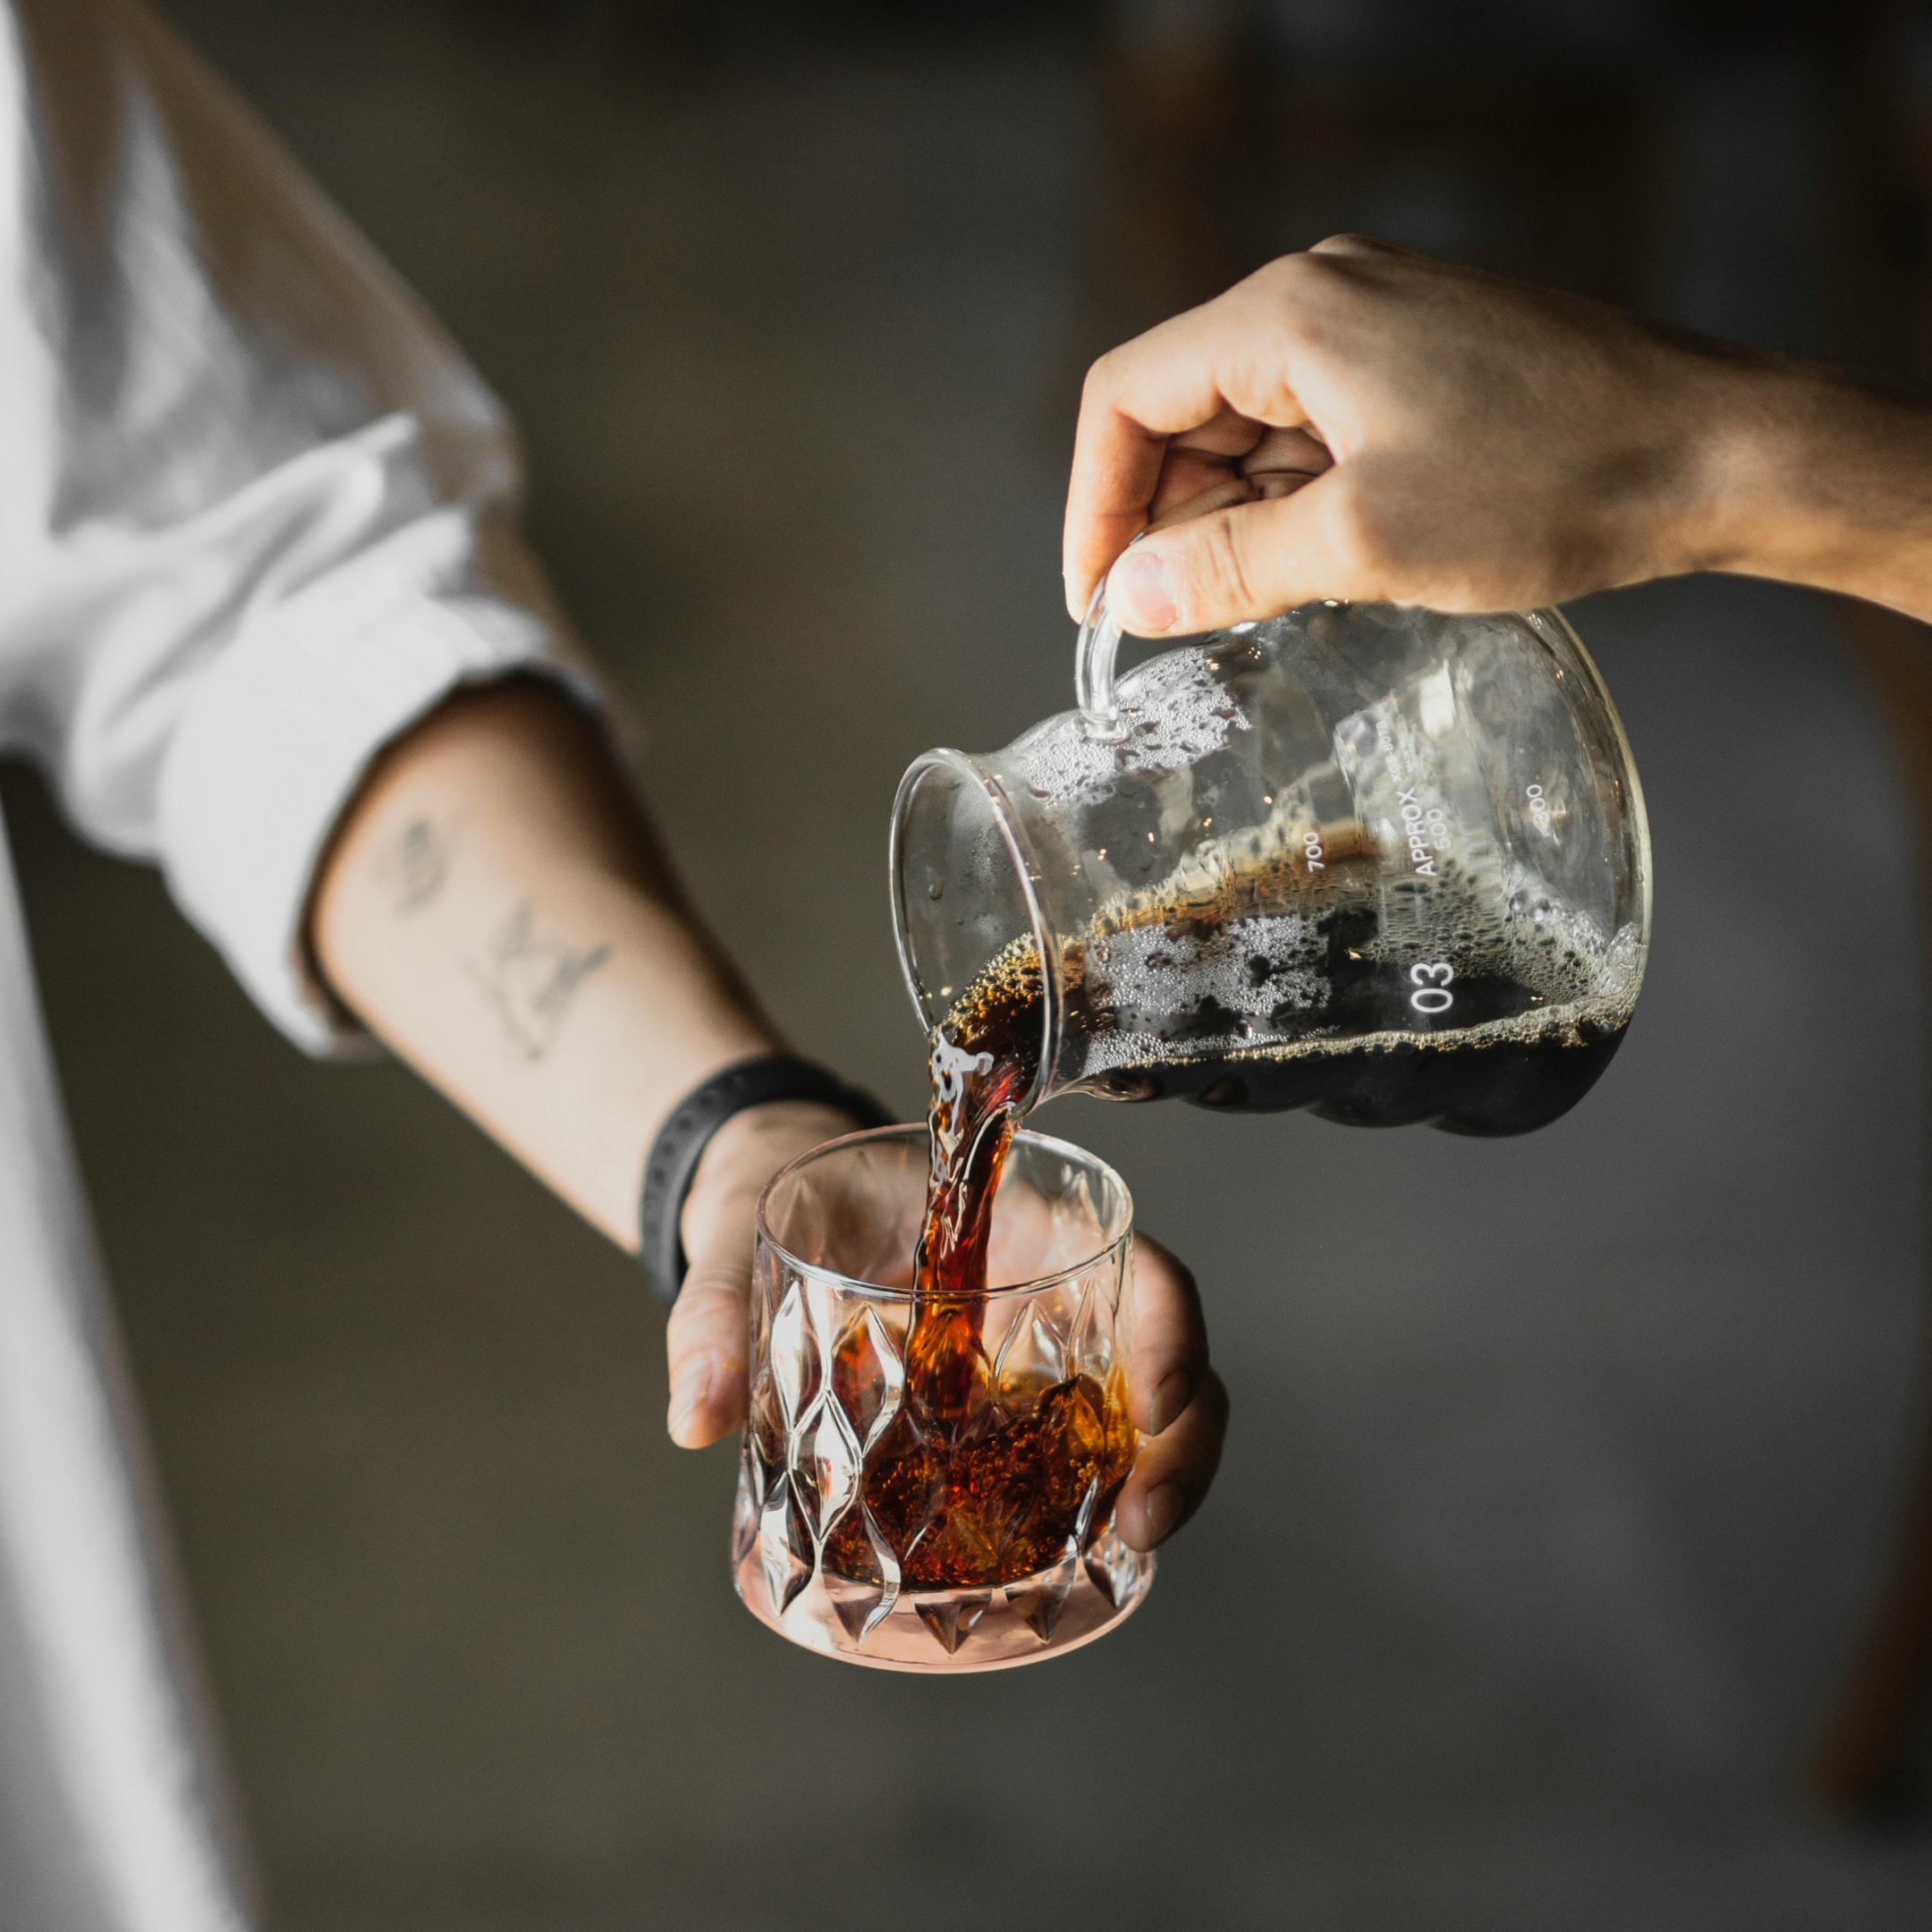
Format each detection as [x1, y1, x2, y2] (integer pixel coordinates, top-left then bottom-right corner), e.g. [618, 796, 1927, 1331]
[1409, 961, 1455, 1015]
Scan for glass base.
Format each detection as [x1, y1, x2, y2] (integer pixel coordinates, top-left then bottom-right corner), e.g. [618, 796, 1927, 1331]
[733, 1532, 1155, 1674]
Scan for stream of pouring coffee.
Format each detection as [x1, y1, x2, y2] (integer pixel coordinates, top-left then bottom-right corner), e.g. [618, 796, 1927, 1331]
[821, 944, 1135, 1597]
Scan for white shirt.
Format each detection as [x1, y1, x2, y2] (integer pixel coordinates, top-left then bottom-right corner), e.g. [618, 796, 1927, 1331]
[0, 4, 584, 1924]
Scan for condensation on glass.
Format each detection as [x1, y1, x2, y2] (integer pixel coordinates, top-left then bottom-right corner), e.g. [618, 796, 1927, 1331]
[894, 597, 1651, 1137]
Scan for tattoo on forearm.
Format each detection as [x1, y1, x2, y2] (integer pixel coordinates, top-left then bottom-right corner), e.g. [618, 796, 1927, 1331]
[473, 900, 612, 1061]
[391, 818, 448, 912]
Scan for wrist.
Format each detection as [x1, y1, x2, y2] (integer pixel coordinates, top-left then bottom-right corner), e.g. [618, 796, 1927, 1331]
[1678, 351, 1932, 609]
[637, 1055, 891, 1301]
[678, 1099, 869, 1267]
[1617, 335, 1785, 584]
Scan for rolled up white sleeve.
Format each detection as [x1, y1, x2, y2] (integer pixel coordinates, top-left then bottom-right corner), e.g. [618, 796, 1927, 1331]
[0, 0, 600, 1056]
[148, 453, 599, 1056]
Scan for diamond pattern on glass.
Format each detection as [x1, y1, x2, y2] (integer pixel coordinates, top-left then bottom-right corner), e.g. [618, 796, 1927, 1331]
[824, 1504, 902, 1641]
[914, 1591, 992, 1655]
[733, 1144, 1153, 1666]
[992, 1300, 1070, 1409]
[1071, 1470, 1104, 1547]
[1083, 1527, 1147, 1610]
[767, 1279, 819, 1428]
[747, 1383, 784, 1486]
[1004, 1547, 1079, 1640]
[758, 1480, 812, 1618]
[731, 1471, 758, 1568]
[825, 1572, 882, 1643]
[790, 1392, 861, 1545]
[1068, 1269, 1114, 1385]
[831, 1308, 903, 1452]
[848, 1407, 945, 1572]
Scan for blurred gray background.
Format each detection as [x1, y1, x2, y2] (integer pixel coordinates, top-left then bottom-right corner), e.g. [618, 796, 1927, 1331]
[8, 0, 1932, 1925]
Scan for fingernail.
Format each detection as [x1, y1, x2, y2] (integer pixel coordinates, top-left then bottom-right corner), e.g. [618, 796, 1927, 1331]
[668, 1358, 714, 1439]
[1144, 1481, 1183, 1546]
[1148, 1368, 1193, 1436]
[1111, 550, 1178, 633]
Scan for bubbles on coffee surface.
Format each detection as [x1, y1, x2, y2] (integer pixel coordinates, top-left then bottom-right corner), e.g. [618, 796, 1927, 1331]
[941, 821, 1641, 1137]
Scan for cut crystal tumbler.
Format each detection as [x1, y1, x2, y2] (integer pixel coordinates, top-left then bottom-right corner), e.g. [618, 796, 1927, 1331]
[733, 1126, 1151, 1671]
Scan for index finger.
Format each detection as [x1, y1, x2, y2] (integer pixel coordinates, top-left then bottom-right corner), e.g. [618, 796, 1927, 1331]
[1063, 268, 1319, 618]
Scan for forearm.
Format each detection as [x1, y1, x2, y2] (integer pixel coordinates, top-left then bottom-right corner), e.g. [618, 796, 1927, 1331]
[1063, 242, 1932, 631]
[310, 678, 776, 1250]
[1690, 355, 1932, 623]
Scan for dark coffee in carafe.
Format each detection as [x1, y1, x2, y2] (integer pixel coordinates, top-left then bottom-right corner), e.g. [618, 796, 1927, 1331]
[943, 833, 1634, 1136]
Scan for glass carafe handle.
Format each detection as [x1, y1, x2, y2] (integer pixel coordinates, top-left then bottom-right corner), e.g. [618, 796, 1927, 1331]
[1076, 577, 1128, 741]
[1074, 472, 1280, 739]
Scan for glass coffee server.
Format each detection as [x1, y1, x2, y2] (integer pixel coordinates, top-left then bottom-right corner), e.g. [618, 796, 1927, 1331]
[893, 592, 1651, 1136]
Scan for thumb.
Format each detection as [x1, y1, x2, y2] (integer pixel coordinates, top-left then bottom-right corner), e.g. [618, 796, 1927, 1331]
[665, 1247, 754, 1449]
[1106, 469, 1392, 636]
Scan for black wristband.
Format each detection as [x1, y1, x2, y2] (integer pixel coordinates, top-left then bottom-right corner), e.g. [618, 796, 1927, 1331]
[637, 1055, 894, 1308]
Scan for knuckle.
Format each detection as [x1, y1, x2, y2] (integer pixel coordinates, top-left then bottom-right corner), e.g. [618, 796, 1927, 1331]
[1309, 231, 1386, 258]
[1247, 250, 1305, 292]
[1248, 251, 1349, 353]
[1080, 346, 1123, 406]
[1250, 250, 1322, 309]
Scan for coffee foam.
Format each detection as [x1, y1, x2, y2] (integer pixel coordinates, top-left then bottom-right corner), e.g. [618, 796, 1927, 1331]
[1013, 648, 1250, 805]
[942, 851, 1642, 1081]
[1087, 976, 1638, 1078]
[1086, 912, 1327, 1029]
